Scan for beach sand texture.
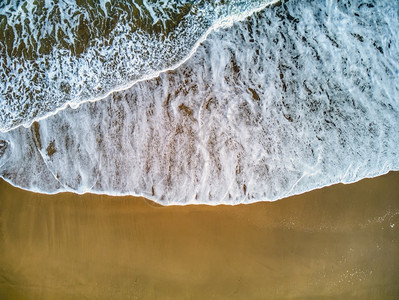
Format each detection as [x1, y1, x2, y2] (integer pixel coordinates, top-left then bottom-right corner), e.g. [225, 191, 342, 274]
[0, 172, 398, 299]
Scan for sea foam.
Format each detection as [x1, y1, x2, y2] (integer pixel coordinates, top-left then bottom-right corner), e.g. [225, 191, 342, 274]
[0, 0, 276, 132]
[0, 0, 398, 204]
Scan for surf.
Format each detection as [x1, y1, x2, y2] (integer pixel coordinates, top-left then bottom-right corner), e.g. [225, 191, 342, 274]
[0, 0, 398, 205]
[0, 0, 280, 132]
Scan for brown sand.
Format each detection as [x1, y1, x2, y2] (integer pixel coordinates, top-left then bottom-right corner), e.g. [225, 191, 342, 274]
[0, 172, 398, 299]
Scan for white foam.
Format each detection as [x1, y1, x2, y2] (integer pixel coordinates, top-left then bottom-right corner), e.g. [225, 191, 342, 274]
[0, 0, 398, 205]
[0, 0, 279, 132]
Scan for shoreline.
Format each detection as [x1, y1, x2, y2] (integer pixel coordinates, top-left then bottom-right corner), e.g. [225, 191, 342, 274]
[1, 171, 398, 298]
[1, 168, 396, 205]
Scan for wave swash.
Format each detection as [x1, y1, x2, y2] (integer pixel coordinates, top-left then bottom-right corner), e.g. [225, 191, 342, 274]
[0, 0, 398, 205]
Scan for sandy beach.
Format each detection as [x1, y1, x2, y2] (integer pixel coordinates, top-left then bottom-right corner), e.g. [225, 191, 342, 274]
[0, 172, 398, 299]
[1, 1, 398, 299]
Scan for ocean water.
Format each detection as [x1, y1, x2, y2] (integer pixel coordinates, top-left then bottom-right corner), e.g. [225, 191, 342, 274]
[0, 0, 398, 205]
[0, 0, 273, 131]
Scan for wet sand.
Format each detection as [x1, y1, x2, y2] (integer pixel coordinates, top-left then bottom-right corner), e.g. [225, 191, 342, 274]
[0, 172, 398, 299]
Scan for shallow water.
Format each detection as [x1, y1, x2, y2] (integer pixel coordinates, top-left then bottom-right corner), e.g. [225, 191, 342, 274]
[0, 0, 275, 131]
[0, 0, 398, 204]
